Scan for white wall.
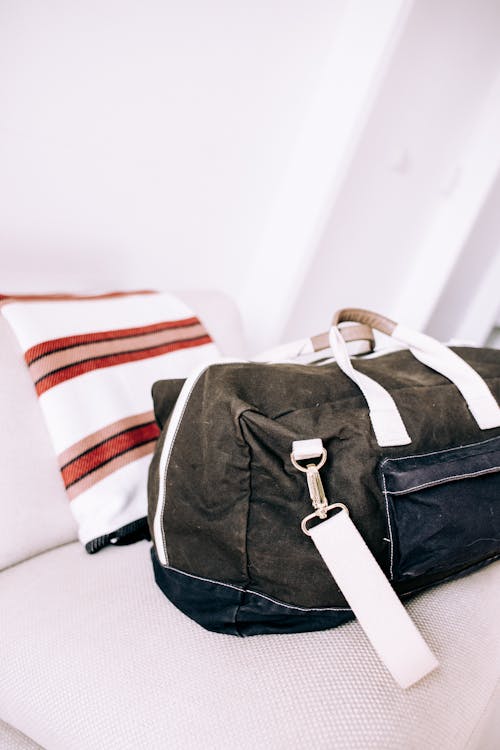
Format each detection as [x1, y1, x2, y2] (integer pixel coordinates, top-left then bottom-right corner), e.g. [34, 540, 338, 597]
[1, 0, 499, 352]
[428, 171, 500, 344]
[0, 0, 345, 295]
[283, 0, 500, 348]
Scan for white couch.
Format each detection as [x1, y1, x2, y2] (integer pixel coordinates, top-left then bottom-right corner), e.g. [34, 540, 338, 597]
[1, 291, 499, 750]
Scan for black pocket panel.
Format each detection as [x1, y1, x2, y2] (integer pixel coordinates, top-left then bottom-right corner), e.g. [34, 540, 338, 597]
[380, 436, 500, 581]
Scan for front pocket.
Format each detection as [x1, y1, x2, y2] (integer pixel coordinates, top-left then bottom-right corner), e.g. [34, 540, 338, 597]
[380, 435, 500, 581]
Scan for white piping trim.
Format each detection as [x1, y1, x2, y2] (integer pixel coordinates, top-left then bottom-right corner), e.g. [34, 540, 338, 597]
[165, 565, 351, 612]
[328, 326, 411, 446]
[153, 358, 246, 565]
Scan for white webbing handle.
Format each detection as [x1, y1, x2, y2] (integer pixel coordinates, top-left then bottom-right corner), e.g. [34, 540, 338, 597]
[329, 309, 500, 446]
[394, 324, 500, 430]
[309, 510, 439, 688]
[328, 326, 411, 446]
[254, 323, 374, 364]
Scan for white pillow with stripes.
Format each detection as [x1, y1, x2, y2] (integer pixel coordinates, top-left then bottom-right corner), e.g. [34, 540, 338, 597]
[0, 291, 220, 553]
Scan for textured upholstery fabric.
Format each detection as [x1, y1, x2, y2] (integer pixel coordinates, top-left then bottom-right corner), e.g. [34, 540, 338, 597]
[464, 678, 500, 750]
[0, 290, 245, 571]
[1, 541, 499, 750]
[0, 315, 78, 571]
[0, 721, 44, 750]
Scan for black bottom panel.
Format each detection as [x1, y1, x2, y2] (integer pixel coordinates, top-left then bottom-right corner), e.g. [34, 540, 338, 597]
[151, 548, 354, 636]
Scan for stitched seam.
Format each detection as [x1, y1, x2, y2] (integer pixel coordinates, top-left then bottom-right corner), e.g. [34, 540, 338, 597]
[235, 409, 255, 634]
[244, 589, 349, 612]
[389, 466, 500, 495]
[381, 471, 395, 580]
[379, 434, 500, 468]
[166, 565, 351, 612]
[168, 565, 244, 592]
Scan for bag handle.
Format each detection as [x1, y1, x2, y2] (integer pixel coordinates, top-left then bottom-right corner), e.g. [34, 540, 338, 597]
[329, 308, 500, 446]
[310, 323, 374, 353]
[331, 308, 397, 335]
[328, 324, 411, 446]
[254, 322, 375, 364]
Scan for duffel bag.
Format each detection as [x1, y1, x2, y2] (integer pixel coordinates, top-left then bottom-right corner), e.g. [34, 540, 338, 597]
[147, 308, 500, 687]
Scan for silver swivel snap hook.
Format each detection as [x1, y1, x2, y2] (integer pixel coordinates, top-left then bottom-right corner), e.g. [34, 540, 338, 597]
[290, 439, 349, 535]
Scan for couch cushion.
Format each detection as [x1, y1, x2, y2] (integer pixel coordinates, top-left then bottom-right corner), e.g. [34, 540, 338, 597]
[0, 541, 498, 750]
[0, 315, 78, 571]
[0, 721, 43, 750]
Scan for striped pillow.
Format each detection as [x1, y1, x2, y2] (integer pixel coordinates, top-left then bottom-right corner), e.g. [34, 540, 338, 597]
[1, 291, 220, 552]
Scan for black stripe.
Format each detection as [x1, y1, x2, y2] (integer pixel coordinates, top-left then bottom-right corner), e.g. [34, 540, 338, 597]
[64, 437, 157, 489]
[60, 420, 156, 471]
[34, 334, 210, 385]
[151, 550, 354, 636]
[27, 319, 203, 364]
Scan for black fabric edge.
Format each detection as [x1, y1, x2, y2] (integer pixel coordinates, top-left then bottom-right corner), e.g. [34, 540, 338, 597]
[151, 546, 354, 636]
[85, 517, 151, 554]
[397, 553, 500, 598]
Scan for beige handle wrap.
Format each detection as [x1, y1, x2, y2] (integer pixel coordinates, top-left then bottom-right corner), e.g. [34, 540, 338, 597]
[331, 308, 397, 337]
[311, 323, 375, 353]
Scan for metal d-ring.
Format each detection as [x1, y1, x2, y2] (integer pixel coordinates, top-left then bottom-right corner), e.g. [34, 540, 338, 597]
[301, 502, 349, 536]
[290, 448, 327, 473]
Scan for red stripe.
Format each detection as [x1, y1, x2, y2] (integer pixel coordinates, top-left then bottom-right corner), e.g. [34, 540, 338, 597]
[35, 334, 212, 396]
[26, 316, 200, 364]
[61, 421, 160, 488]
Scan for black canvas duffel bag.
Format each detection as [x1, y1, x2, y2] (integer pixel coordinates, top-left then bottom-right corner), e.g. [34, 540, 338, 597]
[148, 308, 500, 687]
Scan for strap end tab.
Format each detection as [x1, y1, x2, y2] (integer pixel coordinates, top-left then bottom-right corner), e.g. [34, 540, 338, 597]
[292, 438, 325, 461]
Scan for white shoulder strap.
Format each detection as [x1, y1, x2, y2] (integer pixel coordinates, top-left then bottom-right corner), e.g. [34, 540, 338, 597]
[328, 327, 411, 446]
[309, 510, 439, 689]
[394, 324, 500, 430]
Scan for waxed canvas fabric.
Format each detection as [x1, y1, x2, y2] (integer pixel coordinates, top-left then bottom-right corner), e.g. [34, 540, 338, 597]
[148, 346, 500, 633]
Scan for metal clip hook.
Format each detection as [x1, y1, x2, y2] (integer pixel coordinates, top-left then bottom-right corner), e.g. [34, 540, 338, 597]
[290, 447, 330, 517]
[291, 440, 349, 535]
[305, 464, 328, 516]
